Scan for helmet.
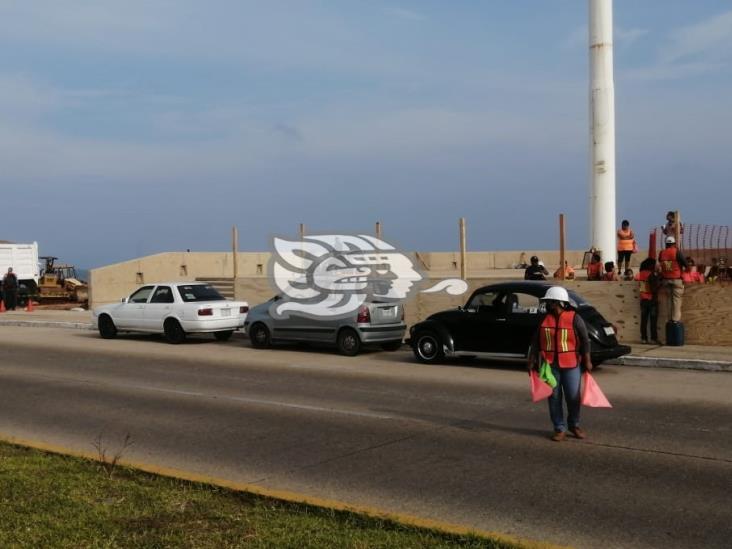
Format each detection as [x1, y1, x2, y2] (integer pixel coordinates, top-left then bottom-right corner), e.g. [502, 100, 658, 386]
[665, 236, 676, 245]
[541, 286, 570, 303]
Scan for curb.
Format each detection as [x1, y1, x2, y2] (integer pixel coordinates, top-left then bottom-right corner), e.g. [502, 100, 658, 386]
[0, 320, 95, 331]
[612, 355, 732, 373]
[1, 320, 730, 373]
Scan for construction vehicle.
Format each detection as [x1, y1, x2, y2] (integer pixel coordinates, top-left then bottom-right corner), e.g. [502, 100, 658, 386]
[37, 256, 89, 303]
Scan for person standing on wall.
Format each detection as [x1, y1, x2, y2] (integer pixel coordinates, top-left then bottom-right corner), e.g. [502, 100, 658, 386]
[528, 286, 592, 442]
[616, 220, 635, 273]
[2, 267, 18, 311]
[658, 236, 688, 322]
[635, 258, 661, 344]
[662, 211, 683, 238]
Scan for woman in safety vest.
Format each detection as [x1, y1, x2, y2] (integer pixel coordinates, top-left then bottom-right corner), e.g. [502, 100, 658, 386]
[616, 219, 635, 273]
[528, 286, 592, 442]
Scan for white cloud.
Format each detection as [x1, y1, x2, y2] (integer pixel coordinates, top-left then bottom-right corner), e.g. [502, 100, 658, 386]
[662, 10, 732, 64]
[627, 10, 732, 81]
[384, 6, 425, 22]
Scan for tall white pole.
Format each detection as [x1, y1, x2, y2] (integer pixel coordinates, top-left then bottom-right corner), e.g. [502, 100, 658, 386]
[589, 0, 616, 264]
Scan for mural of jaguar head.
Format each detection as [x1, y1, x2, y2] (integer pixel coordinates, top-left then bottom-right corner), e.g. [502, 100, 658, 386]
[268, 234, 423, 319]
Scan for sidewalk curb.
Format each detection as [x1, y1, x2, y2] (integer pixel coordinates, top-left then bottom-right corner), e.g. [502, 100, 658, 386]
[0, 320, 95, 331]
[1, 320, 730, 373]
[612, 355, 732, 373]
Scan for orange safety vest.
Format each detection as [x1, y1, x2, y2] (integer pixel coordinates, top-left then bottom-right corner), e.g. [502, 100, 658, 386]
[617, 228, 635, 252]
[539, 310, 579, 368]
[659, 247, 681, 279]
[635, 270, 654, 300]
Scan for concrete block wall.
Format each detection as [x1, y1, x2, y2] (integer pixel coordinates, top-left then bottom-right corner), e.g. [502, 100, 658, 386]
[90, 250, 729, 346]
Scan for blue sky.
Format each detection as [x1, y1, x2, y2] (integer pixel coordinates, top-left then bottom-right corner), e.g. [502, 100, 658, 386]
[1, 1, 730, 268]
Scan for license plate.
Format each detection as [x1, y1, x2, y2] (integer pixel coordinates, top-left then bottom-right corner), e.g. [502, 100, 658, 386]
[381, 307, 397, 317]
[221, 308, 231, 317]
[603, 326, 615, 335]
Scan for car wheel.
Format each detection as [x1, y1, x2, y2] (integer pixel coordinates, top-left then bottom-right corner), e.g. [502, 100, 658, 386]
[249, 323, 271, 349]
[380, 341, 402, 352]
[412, 331, 444, 363]
[337, 328, 361, 357]
[164, 318, 186, 344]
[214, 330, 233, 342]
[98, 314, 117, 339]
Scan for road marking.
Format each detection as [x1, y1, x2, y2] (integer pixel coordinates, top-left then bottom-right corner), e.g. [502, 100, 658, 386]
[0, 432, 568, 549]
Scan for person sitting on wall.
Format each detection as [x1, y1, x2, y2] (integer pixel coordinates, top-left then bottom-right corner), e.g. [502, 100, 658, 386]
[587, 253, 603, 281]
[601, 261, 619, 281]
[682, 257, 705, 284]
[524, 256, 549, 281]
[553, 261, 575, 280]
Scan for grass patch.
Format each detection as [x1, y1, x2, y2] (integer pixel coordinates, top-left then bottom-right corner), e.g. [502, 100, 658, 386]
[0, 441, 521, 548]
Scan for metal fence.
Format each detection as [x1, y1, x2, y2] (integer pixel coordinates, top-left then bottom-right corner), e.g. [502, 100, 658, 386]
[650, 224, 731, 269]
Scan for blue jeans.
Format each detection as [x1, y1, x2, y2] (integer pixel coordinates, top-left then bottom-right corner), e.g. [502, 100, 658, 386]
[548, 365, 581, 432]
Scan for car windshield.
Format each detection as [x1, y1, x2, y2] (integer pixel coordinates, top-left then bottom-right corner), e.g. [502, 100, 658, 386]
[177, 284, 226, 302]
[567, 290, 589, 308]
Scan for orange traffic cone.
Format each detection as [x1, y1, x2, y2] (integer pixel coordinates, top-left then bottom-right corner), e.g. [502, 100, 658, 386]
[0, 299, 5, 313]
[26, 297, 34, 313]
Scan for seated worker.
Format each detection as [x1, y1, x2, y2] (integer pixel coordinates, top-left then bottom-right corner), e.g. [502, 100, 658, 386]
[587, 253, 603, 281]
[706, 258, 721, 282]
[524, 256, 549, 281]
[682, 257, 705, 284]
[553, 260, 576, 280]
[601, 261, 619, 281]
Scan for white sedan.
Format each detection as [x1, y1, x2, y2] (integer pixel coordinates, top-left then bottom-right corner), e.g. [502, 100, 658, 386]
[93, 282, 249, 343]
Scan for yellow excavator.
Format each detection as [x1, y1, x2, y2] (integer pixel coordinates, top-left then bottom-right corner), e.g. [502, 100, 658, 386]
[37, 256, 89, 303]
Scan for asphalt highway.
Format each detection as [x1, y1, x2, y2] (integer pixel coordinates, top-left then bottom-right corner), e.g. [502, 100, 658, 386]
[0, 326, 730, 548]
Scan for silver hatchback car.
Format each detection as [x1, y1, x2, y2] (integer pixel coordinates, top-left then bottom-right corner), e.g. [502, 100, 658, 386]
[244, 295, 406, 356]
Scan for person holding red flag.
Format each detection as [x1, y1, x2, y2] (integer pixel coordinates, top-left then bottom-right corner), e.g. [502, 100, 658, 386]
[528, 286, 593, 442]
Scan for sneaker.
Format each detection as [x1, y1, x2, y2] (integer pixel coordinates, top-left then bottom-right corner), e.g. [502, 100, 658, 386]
[641, 338, 648, 344]
[652, 339, 662, 346]
[569, 426, 586, 439]
[551, 431, 566, 442]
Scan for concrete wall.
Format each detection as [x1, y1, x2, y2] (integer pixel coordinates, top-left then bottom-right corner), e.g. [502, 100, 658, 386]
[90, 251, 730, 346]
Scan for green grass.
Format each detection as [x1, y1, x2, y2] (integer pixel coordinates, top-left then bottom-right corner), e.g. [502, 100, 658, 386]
[0, 442, 520, 548]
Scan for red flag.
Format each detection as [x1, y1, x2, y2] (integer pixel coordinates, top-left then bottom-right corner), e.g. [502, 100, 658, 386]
[529, 370, 553, 402]
[581, 372, 612, 408]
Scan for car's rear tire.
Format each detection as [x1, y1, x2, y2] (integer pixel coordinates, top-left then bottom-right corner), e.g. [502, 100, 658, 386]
[337, 328, 361, 356]
[381, 341, 402, 352]
[98, 314, 117, 339]
[412, 331, 444, 363]
[249, 323, 271, 349]
[214, 330, 234, 342]
[164, 318, 186, 344]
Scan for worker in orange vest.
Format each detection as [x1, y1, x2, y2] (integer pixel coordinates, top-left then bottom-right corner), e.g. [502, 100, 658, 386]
[616, 219, 636, 273]
[528, 286, 592, 442]
[634, 258, 661, 344]
[586, 252, 602, 281]
[658, 236, 687, 322]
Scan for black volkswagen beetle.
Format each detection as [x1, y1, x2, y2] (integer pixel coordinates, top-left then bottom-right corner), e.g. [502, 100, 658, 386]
[409, 281, 631, 365]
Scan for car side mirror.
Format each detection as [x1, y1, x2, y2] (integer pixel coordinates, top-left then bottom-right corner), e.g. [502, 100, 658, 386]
[121, 297, 129, 303]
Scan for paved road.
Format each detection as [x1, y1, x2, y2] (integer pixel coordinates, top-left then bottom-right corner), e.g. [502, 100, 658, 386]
[1, 327, 730, 548]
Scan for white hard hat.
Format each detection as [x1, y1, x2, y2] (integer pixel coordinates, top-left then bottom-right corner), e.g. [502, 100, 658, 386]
[665, 236, 676, 244]
[541, 286, 570, 303]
